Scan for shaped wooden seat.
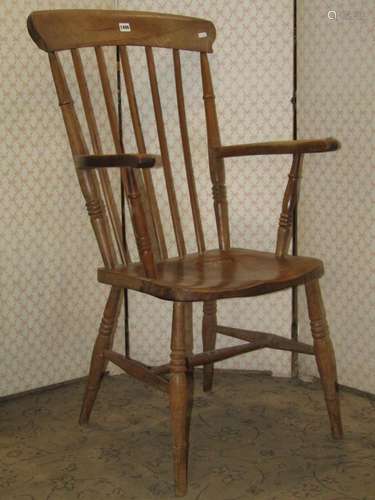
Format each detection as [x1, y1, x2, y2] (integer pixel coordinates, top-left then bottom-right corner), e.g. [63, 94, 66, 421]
[28, 9, 343, 497]
[98, 249, 324, 301]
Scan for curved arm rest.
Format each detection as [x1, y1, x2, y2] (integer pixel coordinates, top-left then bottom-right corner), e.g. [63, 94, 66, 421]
[75, 153, 162, 170]
[213, 137, 340, 158]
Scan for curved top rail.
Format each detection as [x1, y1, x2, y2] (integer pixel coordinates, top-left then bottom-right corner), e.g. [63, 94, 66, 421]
[27, 9, 216, 53]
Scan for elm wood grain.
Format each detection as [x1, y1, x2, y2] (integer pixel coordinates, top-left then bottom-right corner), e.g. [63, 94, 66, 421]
[71, 48, 129, 265]
[98, 248, 324, 302]
[75, 153, 162, 170]
[202, 301, 217, 391]
[27, 9, 216, 53]
[213, 137, 340, 158]
[79, 286, 121, 424]
[305, 280, 343, 439]
[216, 325, 315, 355]
[29, 9, 342, 497]
[120, 45, 167, 260]
[103, 350, 169, 393]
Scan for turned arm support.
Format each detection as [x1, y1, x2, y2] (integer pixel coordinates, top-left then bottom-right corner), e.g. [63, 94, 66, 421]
[210, 137, 340, 257]
[75, 153, 162, 170]
[76, 153, 159, 278]
[275, 139, 338, 256]
[212, 137, 340, 158]
[276, 153, 303, 257]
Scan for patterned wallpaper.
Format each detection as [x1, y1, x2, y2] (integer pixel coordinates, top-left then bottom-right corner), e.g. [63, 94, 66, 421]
[1, 0, 295, 397]
[0, 0, 122, 397]
[5, 1, 372, 398]
[116, 0, 295, 376]
[297, 0, 375, 394]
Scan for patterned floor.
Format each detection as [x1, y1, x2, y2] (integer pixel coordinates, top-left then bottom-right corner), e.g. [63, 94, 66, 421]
[0, 371, 374, 500]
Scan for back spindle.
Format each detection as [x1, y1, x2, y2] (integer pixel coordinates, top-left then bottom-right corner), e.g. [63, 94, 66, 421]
[49, 51, 117, 269]
[120, 46, 167, 260]
[173, 49, 206, 254]
[71, 48, 129, 264]
[96, 46, 161, 263]
[95, 46, 156, 276]
[146, 46, 186, 257]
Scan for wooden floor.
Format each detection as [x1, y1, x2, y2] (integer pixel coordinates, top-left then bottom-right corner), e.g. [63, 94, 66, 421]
[0, 371, 374, 499]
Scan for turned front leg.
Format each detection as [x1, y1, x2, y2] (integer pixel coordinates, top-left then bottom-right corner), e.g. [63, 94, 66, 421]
[305, 280, 343, 439]
[79, 286, 121, 424]
[169, 302, 190, 496]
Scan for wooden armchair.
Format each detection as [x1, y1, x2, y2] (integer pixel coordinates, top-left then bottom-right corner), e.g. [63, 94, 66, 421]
[28, 9, 343, 497]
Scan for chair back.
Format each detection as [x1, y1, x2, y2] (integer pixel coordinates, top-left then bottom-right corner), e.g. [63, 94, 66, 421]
[28, 9, 230, 277]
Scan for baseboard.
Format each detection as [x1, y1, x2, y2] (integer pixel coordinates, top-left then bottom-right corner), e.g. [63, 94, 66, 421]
[0, 375, 88, 403]
[1, 369, 373, 403]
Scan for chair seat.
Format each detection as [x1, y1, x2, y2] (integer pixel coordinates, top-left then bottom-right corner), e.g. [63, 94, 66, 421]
[98, 248, 324, 301]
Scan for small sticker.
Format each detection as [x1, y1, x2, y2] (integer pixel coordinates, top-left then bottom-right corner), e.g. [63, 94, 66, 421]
[119, 22, 131, 32]
[198, 32, 208, 38]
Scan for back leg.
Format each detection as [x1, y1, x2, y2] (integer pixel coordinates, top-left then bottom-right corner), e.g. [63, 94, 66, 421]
[305, 279, 343, 439]
[169, 302, 190, 496]
[184, 303, 194, 449]
[202, 301, 217, 392]
[79, 286, 121, 425]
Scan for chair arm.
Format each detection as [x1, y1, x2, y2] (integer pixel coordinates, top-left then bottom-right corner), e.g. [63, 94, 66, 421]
[212, 137, 340, 158]
[75, 153, 162, 170]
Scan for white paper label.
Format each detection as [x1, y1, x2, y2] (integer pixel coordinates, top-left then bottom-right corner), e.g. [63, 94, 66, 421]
[198, 32, 208, 38]
[119, 22, 131, 32]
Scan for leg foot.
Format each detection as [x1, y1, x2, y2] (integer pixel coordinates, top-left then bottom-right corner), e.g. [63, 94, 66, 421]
[79, 287, 121, 425]
[170, 302, 190, 496]
[305, 280, 343, 439]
